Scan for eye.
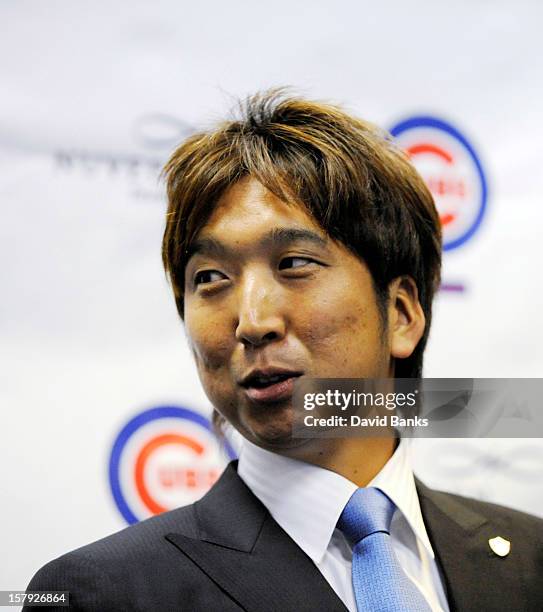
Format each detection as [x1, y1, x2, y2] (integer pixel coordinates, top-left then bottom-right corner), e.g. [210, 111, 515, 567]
[194, 270, 226, 286]
[278, 256, 315, 270]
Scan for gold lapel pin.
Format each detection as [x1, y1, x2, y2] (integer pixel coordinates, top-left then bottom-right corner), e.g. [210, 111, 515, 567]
[488, 536, 511, 557]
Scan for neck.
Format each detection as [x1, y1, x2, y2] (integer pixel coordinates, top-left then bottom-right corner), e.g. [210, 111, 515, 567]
[278, 436, 397, 487]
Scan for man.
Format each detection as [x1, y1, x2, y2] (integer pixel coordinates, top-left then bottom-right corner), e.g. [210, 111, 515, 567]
[26, 91, 543, 611]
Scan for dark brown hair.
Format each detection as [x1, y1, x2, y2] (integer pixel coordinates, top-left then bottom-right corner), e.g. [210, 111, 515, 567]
[162, 89, 442, 378]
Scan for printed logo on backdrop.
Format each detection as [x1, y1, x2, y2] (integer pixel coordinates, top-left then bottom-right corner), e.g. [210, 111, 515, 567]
[429, 441, 543, 482]
[415, 440, 543, 511]
[55, 114, 196, 201]
[390, 116, 488, 292]
[133, 114, 195, 149]
[109, 406, 236, 525]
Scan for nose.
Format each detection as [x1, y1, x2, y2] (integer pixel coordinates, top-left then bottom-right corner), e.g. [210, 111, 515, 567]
[234, 271, 286, 348]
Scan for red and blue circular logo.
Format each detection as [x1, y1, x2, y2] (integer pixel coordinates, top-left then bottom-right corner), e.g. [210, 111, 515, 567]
[390, 116, 488, 250]
[109, 406, 236, 524]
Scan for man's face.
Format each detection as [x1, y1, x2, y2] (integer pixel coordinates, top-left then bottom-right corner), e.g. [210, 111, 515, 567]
[184, 177, 393, 449]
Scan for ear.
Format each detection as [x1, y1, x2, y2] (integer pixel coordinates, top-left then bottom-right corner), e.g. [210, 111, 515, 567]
[387, 276, 425, 360]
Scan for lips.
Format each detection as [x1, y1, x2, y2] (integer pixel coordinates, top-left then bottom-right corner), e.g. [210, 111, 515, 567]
[240, 367, 303, 404]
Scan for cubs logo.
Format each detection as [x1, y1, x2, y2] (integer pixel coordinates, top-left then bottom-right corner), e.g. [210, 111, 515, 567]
[109, 405, 235, 524]
[390, 116, 488, 250]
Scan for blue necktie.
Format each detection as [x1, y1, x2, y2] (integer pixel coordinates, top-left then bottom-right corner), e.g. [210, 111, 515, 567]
[338, 487, 431, 612]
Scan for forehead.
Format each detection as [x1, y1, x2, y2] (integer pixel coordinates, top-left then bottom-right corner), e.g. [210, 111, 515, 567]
[201, 177, 324, 239]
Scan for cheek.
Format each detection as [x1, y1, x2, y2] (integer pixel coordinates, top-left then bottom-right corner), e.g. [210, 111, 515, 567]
[185, 310, 231, 372]
[298, 294, 383, 369]
[184, 307, 239, 414]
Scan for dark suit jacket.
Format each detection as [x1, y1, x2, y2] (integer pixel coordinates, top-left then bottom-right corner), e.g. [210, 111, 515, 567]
[25, 461, 543, 611]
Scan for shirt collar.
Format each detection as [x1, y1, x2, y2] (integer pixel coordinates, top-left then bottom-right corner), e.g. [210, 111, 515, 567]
[367, 439, 435, 559]
[237, 438, 435, 564]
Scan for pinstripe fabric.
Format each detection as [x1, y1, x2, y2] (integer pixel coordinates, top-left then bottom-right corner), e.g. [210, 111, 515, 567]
[23, 461, 543, 611]
[238, 439, 449, 611]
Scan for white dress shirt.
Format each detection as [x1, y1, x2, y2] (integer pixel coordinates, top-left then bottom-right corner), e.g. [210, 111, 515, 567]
[237, 438, 449, 612]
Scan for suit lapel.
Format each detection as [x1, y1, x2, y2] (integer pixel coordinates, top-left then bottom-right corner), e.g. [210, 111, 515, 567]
[166, 463, 525, 611]
[416, 479, 527, 612]
[166, 463, 348, 612]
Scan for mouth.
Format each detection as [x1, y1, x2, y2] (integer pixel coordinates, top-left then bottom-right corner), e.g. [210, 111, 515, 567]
[240, 368, 303, 404]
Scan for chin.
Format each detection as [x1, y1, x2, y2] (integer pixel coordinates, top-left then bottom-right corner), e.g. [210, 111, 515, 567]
[243, 408, 301, 450]
[252, 425, 294, 448]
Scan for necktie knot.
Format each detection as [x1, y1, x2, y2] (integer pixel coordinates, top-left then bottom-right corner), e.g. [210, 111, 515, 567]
[338, 487, 395, 546]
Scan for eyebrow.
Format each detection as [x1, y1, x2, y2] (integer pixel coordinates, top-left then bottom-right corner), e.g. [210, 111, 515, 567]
[186, 227, 329, 262]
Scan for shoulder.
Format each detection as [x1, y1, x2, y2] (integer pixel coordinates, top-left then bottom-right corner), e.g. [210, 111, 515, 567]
[25, 463, 249, 611]
[418, 481, 543, 563]
[32, 501, 198, 571]
[25, 504, 199, 612]
[424, 485, 543, 533]
[416, 483, 543, 609]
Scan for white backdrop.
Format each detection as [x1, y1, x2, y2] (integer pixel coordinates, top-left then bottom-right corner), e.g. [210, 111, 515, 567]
[2, 0, 543, 596]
